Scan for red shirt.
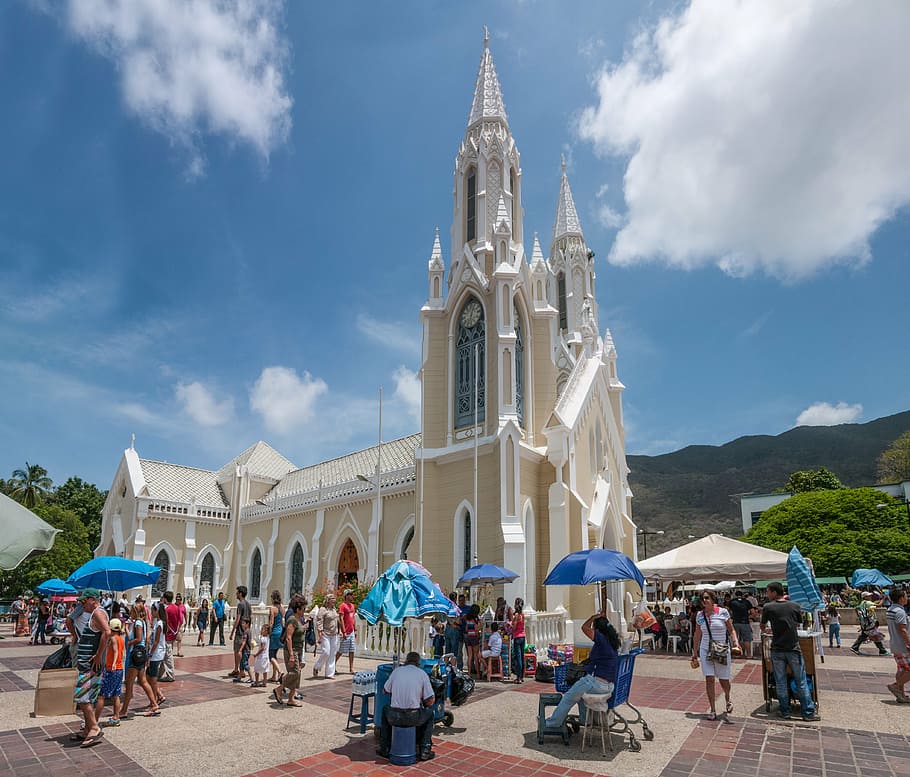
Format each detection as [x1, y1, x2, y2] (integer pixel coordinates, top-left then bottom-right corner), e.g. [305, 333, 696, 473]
[339, 602, 356, 635]
[165, 603, 183, 642]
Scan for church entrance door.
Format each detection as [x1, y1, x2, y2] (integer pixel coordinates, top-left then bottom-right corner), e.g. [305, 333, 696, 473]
[338, 539, 359, 587]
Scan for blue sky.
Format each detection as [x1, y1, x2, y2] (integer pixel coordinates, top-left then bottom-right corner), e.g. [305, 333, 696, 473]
[1, 1, 908, 491]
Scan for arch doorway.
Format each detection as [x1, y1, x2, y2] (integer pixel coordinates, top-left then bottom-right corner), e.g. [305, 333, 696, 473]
[338, 538, 359, 587]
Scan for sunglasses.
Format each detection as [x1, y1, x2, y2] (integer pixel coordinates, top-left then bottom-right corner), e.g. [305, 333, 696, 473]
[701, 596, 712, 601]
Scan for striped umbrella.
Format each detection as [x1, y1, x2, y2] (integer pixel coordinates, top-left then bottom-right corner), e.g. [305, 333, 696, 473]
[786, 546, 824, 611]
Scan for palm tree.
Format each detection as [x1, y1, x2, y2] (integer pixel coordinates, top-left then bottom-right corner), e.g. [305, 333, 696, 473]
[8, 462, 53, 508]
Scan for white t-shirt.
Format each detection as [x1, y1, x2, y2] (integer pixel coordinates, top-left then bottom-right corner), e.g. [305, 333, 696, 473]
[695, 607, 730, 653]
[485, 632, 503, 656]
[384, 664, 433, 709]
[150, 619, 167, 661]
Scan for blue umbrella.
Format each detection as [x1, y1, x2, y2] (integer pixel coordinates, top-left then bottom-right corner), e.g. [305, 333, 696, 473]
[35, 578, 78, 597]
[851, 568, 893, 588]
[543, 548, 645, 590]
[67, 556, 161, 592]
[786, 547, 824, 611]
[457, 563, 519, 588]
[357, 560, 458, 626]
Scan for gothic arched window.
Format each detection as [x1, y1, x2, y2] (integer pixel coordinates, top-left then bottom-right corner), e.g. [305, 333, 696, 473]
[249, 548, 262, 601]
[290, 543, 304, 596]
[466, 168, 477, 242]
[455, 298, 485, 429]
[152, 550, 169, 597]
[557, 271, 568, 331]
[463, 511, 472, 575]
[514, 303, 524, 428]
[200, 553, 215, 593]
[400, 526, 414, 560]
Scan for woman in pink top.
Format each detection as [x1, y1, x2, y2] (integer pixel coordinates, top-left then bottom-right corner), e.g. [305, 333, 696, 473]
[510, 599, 527, 684]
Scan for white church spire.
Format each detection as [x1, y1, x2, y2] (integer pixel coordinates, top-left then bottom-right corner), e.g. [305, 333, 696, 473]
[467, 27, 509, 128]
[552, 154, 583, 243]
[428, 226, 444, 270]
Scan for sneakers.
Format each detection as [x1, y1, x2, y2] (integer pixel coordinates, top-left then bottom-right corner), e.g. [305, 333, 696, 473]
[850, 646, 861, 655]
[419, 748, 436, 761]
[887, 683, 910, 703]
[802, 713, 821, 721]
[777, 711, 792, 720]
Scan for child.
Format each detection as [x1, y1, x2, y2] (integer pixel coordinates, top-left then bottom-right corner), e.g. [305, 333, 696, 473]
[233, 619, 253, 683]
[97, 617, 125, 726]
[432, 621, 445, 658]
[252, 624, 270, 687]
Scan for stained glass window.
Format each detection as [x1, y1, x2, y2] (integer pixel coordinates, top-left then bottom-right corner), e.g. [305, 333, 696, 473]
[455, 299, 485, 429]
[250, 548, 262, 601]
[152, 550, 169, 597]
[290, 543, 304, 595]
[200, 553, 214, 592]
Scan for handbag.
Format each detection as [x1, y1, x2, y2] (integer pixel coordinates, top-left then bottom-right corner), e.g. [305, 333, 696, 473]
[704, 609, 729, 665]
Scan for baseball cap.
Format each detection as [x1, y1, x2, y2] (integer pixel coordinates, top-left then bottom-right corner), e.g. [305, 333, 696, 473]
[861, 591, 873, 598]
[80, 587, 101, 601]
[109, 618, 123, 632]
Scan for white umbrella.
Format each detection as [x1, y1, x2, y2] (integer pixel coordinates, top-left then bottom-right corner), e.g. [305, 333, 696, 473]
[0, 493, 59, 570]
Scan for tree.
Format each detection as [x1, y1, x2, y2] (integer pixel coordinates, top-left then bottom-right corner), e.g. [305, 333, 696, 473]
[780, 466, 844, 494]
[0, 504, 92, 597]
[744, 487, 910, 576]
[52, 477, 107, 551]
[877, 431, 910, 484]
[8, 462, 53, 507]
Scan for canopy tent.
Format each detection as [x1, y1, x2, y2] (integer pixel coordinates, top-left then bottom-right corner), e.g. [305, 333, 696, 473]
[754, 580, 787, 589]
[637, 534, 789, 582]
[814, 576, 848, 586]
[0, 493, 59, 570]
[850, 568, 893, 588]
[890, 574, 910, 583]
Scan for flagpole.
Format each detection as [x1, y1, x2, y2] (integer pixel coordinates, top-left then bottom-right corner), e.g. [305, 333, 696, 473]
[473, 343, 479, 567]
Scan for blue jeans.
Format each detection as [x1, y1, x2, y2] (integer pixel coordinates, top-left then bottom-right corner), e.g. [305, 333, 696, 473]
[545, 674, 614, 727]
[770, 649, 815, 717]
[828, 623, 840, 646]
[512, 637, 526, 681]
[444, 627, 463, 669]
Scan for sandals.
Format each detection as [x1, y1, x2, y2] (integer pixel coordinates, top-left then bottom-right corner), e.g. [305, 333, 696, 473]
[726, 700, 734, 714]
[140, 710, 161, 717]
[80, 731, 104, 748]
[272, 688, 284, 705]
[706, 711, 717, 721]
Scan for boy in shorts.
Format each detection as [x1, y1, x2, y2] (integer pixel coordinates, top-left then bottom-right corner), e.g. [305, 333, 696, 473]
[97, 617, 125, 726]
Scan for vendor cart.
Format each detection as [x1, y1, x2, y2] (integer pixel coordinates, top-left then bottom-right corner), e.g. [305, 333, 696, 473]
[374, 657, 457, 734]
[761, 633, 820, 713]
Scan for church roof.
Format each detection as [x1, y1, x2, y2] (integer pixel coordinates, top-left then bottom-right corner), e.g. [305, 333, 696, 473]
[467, 30, 508, 128]
[552, 158, 584, 243]
[216, 440, 297, 483]
[530, 232, 546, 270]
[272, 433, 421, 498]
[138, 459, 228, 507]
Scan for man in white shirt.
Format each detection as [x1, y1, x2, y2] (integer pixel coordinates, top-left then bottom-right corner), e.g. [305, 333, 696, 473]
[480, 622, 502, 678]
[377, 651, 436, 761]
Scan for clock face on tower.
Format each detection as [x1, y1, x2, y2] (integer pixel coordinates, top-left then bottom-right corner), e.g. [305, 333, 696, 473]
[460, 301, 482, 328]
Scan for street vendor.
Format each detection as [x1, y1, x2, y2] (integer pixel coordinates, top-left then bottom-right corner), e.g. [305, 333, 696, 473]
[376, 651, 436, 762]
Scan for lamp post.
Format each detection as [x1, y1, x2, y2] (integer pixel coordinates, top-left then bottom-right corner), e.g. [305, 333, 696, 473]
[637, 528, 664, 559]
[357, 387, 383, 580]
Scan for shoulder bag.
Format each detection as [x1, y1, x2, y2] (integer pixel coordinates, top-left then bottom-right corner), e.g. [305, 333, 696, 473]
[704, 609, 729, 665]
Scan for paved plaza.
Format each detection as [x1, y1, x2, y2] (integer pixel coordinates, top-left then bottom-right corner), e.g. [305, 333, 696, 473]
[1, 622, 909, 777]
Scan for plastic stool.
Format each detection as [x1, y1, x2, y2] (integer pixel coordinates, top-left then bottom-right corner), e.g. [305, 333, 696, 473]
[485, 655, 503, 681]
[346, 692, 374, 734]
[536, 693, 570, 745]
[581, 693, 613, 754]
[389, 725, 417, 765]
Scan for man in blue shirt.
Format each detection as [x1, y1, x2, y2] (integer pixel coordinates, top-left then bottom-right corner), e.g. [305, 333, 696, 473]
[209, 592, 227, 646]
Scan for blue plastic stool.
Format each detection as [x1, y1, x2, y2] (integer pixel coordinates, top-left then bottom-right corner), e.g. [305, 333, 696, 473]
[390, 725, 417, 765]
[346, 692, 374, 734]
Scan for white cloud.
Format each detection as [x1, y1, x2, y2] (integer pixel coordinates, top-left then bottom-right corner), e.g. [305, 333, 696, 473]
[795, 401, 863, 427]
[356, 314, 421, 357]
[249, 366, 327, 433]
[392, 366, 421, 425]
[175, 381, 234, 426]
[62, 0, 292, 168]
[114, 401, 163, 426]
[740, 310, 773, 338]
[597, 205, 623, 230]
[577, 1, 910, 280]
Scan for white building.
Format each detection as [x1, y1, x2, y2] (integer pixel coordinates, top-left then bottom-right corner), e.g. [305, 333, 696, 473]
[98, 33, 639, 633]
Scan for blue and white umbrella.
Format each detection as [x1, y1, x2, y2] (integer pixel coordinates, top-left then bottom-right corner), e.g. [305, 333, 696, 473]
[35, 578, 78, 597]
[786, 547, 824, 611]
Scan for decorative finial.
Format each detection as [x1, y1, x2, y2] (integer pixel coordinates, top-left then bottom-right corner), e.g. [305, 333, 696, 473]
[435, 225, 439, 238]
[130, 433, 135, 450]
[483, 25, 489, 48]
[561, 153, 566, 173]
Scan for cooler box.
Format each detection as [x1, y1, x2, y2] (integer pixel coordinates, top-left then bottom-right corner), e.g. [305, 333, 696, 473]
[375, 659, 446, 730]
[33, 668, 77, 717]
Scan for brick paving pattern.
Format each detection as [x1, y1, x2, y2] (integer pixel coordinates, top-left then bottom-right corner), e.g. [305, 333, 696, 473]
[243, 739, 610, 777]
[0, 670, 34, 692]
[0, 723, 154, 777]
[665, 719, 910, 777]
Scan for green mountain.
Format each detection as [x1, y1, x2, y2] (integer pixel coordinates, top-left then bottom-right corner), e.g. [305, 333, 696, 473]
[627, 410, 910, 555]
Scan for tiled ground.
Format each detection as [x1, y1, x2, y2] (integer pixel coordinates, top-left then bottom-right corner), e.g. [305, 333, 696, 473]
[0, 671, 33, 692]
[666, 719, 910, 777]
[244, 739, 610, 777]
[0, 722, 154, 777]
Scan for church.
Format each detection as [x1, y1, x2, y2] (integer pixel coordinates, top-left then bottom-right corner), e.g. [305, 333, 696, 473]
[97, 32, 638, 628]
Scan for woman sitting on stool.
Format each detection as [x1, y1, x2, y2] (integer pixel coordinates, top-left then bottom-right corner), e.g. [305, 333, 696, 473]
[544, 611, 619, 728]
